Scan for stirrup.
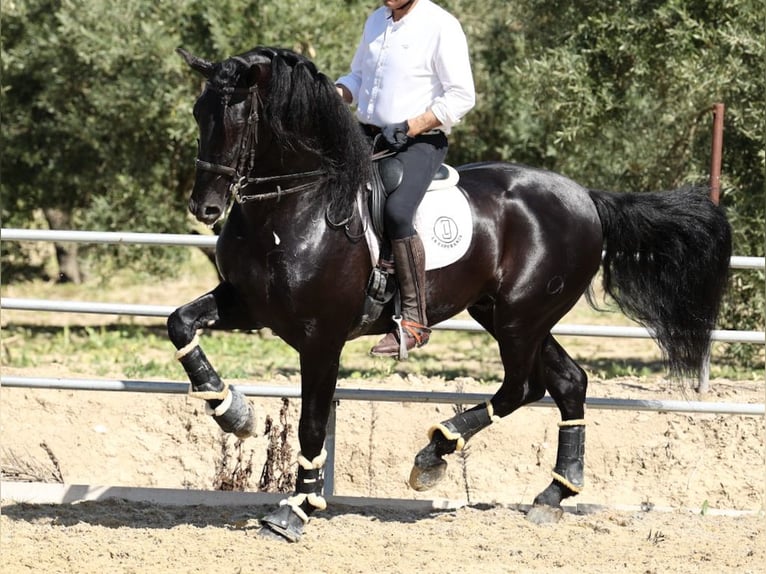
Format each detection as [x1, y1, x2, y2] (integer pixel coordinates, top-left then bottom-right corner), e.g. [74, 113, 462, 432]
[395, 317, 431, 360]
[370, 317, 431, 360]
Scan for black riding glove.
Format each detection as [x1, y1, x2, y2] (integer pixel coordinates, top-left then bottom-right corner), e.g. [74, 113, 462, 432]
[381, 121, 410, 151]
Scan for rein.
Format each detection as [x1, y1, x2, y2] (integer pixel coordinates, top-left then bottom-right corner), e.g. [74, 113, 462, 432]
[195, 82, 327, 203]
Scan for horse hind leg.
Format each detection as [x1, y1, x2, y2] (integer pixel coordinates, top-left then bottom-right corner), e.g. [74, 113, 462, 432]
[167, 282, 257, 438]
[409, 400, 500, 491]
[409, 301, 547, 491]
[526, 336, 587, 524]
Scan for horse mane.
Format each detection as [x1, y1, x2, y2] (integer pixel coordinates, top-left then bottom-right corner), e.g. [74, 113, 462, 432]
[214, 47, 370, 222]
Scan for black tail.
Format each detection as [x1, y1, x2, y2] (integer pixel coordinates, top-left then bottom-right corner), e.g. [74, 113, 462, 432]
[588, 186, 732, 378]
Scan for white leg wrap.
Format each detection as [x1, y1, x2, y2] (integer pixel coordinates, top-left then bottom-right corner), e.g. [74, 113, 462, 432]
[189, 379, 230, 402]
[203, 386, 234, 416]
[486, 401, 502, 423]
[280, 491, 328, 519]
[559, 419, 586, 427]
[278, 449, 329, 519]
[174, 332, 201, 360]
[298, 449, 328, 470]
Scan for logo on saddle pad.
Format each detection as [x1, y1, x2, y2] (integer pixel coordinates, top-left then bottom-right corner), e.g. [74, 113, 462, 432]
[360, 165, 473, 270]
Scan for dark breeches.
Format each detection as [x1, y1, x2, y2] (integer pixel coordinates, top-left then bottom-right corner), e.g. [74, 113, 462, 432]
[384, 133, 447, 239]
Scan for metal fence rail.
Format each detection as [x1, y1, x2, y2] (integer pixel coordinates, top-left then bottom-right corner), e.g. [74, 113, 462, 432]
[2, 228, 764, 346]
[2, 227, 763, 270]
[2, 227, 764, 498]
[3, 374, 763, 496]
[2, 297, 764, 345]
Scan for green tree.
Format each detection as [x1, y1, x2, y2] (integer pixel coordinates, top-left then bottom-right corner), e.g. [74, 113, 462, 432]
[455, 0, 764, 363]
[2, 0, 200, 279]
[2, 1, 762, 366]
[1, 0, 370, 280]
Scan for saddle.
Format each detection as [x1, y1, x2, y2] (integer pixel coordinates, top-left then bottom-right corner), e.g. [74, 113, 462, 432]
[369, 158, 454, 242]
[356, 141, 459, 335]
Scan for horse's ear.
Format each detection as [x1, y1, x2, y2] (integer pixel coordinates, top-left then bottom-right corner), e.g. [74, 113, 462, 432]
[176, 47, 214, 78]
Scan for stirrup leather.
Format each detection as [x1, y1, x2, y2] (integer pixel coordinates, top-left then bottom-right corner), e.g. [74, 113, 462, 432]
[400, 319, 431, 346]
[394, 317, 431, 360]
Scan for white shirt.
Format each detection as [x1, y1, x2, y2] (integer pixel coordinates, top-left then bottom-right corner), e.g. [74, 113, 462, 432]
[336, 0, 475, 134]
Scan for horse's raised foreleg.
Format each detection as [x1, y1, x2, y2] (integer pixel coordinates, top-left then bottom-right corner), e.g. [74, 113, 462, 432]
[167, 282, 257, 438]
[259, 344, 341, 542]
[527, 336, 587, 524]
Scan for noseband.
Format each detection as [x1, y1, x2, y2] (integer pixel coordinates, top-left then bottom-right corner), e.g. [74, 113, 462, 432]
[195, 81, 326, 203]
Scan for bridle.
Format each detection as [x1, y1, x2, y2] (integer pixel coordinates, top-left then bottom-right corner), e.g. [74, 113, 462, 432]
[194, 81, 326, 203]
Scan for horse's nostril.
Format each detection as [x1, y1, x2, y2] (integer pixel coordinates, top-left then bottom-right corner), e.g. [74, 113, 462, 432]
[204, 205, 221, 218]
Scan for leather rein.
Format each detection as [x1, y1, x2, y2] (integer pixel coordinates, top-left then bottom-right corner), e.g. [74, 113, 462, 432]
[194, 82, 326, 203]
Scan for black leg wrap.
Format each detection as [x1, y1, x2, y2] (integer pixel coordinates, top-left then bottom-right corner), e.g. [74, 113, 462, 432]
[210, 387, 256, 438]
[179, 347, 225, 394]
[429, 402, 495, 452]
[551, 424, 585, 492]
[295, 466, 324, 496]
[179, 347, 255, 438]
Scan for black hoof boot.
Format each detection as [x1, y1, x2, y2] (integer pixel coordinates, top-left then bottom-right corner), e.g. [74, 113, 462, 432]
[259, 505, 305, 543]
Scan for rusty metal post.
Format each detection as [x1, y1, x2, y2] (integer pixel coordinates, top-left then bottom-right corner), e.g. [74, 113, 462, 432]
[698, 103, 725, 394]
[709, 103, 724, 205]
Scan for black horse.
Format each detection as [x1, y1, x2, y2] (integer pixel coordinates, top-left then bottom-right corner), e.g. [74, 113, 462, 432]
[168, 46, 731, 542]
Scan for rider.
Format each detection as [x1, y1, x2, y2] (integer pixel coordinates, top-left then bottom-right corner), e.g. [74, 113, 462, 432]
[336, 0, 475, 357]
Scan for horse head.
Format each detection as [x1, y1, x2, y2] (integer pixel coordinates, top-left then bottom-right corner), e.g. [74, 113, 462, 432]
[178, 46, 370, 228]
[177, 47, 273, 225]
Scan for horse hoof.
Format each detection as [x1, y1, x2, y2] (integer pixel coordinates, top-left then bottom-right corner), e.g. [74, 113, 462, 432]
[258, 523, 300, 543]
[259, 505, 304, 543]
[526, 504, 564, 525]
[408, 459, 447, 491]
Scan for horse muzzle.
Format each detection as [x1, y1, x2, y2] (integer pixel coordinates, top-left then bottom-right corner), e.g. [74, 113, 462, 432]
[188, 188, 228, 226]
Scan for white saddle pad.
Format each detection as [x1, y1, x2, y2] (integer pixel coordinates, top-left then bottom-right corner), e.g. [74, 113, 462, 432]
[358, 171, 473, 271]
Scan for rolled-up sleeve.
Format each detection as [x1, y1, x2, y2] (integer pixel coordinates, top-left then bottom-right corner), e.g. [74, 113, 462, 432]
[431, 18, 475, 131]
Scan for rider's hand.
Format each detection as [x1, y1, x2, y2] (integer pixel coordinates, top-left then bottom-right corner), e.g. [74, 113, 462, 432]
[381, 121, 410, 151]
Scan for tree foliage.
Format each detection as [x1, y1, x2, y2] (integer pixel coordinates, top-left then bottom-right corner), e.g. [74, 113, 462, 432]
[2, 0, 762, 356]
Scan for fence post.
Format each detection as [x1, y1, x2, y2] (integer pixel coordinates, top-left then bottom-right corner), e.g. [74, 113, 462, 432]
[697, 103, 725, 394]
[324, 400, 339, 496]
[709, 103, 724, 205]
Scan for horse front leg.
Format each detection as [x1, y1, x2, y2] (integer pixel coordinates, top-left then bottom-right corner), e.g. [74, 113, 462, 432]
[167, 282, 257, 438]
[260, 343, 342, 543]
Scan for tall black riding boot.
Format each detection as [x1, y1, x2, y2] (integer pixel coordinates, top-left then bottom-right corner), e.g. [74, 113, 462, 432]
[370, 235, 431, 358]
